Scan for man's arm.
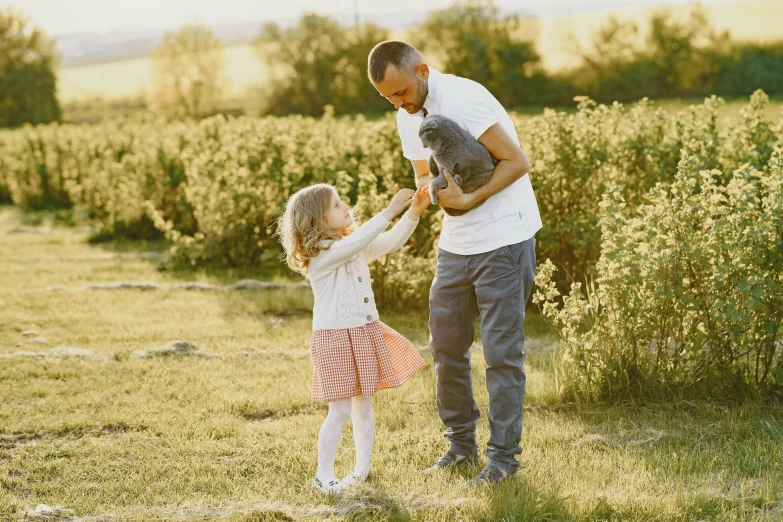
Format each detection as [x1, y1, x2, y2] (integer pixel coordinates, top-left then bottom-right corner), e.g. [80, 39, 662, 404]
[435, 123, 529, 211]
[411, 159, 430, 189]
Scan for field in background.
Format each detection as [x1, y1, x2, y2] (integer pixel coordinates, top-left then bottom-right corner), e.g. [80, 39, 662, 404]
[57, 43, 274, 104]
[2, 201, 783, 520]
[56, 0, 783, 104]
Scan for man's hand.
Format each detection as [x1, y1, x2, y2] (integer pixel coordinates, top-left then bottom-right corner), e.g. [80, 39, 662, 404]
[448, 123, 529, 208]
[435, 170, 474, 211]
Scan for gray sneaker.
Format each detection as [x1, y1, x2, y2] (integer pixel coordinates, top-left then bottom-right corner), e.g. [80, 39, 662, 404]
[424, 447, 479, 473]
[467, 461, 517, 487]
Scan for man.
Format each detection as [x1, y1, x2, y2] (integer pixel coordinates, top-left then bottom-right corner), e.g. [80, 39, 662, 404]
[367, 41, 542, 486]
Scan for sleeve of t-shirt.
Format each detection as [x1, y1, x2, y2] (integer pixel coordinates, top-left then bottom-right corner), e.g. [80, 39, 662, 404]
[456, 96, 498, 141]
[397, 110, 428, 160]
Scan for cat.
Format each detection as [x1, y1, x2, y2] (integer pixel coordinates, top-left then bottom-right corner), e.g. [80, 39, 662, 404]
[418, 114, 497, 217]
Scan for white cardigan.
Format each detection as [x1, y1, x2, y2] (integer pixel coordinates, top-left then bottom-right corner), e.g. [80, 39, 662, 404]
[307, 212, 419, 331]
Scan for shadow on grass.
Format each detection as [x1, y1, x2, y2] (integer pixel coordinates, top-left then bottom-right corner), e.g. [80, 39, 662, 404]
[479, 477, 572, 522]
[542, 400, 783, 520]
[330, 476, 572, 522]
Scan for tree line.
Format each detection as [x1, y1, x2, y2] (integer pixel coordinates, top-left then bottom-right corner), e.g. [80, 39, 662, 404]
[2, 1, 783, 126]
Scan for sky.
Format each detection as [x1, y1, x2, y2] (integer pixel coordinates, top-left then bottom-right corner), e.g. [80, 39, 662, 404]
[9, 0, 717, 36]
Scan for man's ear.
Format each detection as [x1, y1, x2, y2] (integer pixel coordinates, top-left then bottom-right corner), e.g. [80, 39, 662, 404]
[415, 62, 429, 81]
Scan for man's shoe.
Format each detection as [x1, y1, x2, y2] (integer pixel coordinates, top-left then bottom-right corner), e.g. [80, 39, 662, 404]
[424, 447, 478, 473]
[467, 461, 516, 487]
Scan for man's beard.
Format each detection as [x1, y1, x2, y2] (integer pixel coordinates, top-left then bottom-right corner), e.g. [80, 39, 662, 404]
[404, 77, 428, 114]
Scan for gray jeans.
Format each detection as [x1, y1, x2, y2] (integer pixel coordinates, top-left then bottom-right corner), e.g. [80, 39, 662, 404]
[428, 238, 536, 468]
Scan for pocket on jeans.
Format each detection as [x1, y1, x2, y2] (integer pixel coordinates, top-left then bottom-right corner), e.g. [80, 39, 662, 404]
[499, 243, 522, 275]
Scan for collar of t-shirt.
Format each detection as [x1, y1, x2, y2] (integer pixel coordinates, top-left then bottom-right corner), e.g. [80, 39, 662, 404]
[421, 68, 443, 117]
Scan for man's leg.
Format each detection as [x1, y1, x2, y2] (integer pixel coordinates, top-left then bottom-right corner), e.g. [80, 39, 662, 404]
[472, 238, 536, 473]
[428, 247, 480, 456]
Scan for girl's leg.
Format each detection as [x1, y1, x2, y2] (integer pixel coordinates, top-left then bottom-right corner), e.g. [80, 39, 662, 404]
[351, 395, 375, 479]
[316, 398, 352, 483]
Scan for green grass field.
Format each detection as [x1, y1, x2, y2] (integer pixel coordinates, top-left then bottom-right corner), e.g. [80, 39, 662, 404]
[1, 204, 782, 521]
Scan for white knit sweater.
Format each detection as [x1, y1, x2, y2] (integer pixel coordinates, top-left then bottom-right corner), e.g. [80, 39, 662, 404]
[307, 212, 419, 331]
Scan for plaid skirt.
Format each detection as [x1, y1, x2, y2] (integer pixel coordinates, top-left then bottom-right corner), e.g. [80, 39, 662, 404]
[310, 320, 426, 402]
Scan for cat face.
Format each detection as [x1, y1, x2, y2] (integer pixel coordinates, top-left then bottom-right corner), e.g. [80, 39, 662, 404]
[419, 116, 444, 150]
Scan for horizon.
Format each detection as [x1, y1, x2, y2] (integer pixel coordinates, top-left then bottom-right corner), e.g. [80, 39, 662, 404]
[10, 0, 716, 37]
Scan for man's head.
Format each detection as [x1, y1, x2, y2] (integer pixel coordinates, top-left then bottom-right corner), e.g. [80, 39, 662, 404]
[368, 41, 429, 114]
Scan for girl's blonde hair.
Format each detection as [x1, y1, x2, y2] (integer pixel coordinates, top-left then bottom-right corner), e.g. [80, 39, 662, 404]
[276, 184, 354, 275]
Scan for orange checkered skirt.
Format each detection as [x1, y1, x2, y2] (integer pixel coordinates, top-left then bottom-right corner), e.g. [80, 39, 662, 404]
[310, 320, 426, 402]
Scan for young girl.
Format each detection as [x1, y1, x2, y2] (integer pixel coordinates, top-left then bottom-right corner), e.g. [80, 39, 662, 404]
[278, 183, 430, 494]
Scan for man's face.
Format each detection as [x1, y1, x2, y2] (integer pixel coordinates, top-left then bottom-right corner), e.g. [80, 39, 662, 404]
[372, 63, 429, 114]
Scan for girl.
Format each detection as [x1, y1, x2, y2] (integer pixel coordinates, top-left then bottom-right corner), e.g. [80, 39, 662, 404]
[278, 183, 430, 494]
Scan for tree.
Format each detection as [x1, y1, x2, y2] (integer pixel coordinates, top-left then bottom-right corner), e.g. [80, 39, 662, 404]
[0, 8, 61, 127]
[254, 14, 390, 116]
[571, 6, 724, 101]
[645, 6, 718, 96]
[150, 24, 228, 118]
[410, 0, 547, 107]
[569, 16, 653, 101]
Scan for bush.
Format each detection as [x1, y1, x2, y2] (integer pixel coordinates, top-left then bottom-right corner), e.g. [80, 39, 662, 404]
[2, 92, 781, 311]
[0, 136, 12, 204]
[143, 111, 440, 310]
[534, 151, 783, 401]
[4, 125, 74, 211]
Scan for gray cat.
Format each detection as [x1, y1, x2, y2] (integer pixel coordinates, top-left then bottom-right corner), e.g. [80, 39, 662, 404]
[418, 114, 497, 217]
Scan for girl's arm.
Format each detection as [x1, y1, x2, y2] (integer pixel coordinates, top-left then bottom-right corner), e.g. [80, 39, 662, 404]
[365, 212, 419, 263]
[308, 213, 390, 272]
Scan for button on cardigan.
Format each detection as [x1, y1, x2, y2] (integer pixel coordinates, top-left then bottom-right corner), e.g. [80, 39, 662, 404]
[307, 213, 419, 331]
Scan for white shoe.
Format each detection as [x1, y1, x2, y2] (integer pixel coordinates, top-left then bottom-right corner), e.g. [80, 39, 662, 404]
[313, 476, 345, 495]
[341, 470, 368, 487]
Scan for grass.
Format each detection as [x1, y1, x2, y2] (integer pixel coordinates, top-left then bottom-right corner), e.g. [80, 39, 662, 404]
[1, 204, 782, 521]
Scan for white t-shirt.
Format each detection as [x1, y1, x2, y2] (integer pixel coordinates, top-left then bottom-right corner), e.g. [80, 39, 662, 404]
[397, 68, 543, 255]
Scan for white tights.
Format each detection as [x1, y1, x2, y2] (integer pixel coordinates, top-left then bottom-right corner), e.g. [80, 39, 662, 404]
[316, 396, 374, 483]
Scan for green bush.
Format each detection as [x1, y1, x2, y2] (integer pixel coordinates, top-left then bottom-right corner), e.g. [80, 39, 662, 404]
[534, 151, 783, 401]
[2, 92, 781, 312]
[142, 111, 440, 310]
[521, 90, 782, 285]
[4, 125, 74, 211]
[0, 137, 12, 204]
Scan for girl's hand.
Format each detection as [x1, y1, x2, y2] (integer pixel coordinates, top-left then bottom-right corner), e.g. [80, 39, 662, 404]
[382, 188, 414, 220]
[407, 186, 431, 219]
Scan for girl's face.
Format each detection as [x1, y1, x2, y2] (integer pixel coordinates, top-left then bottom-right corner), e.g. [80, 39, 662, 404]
[325, 191, 353, 232]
